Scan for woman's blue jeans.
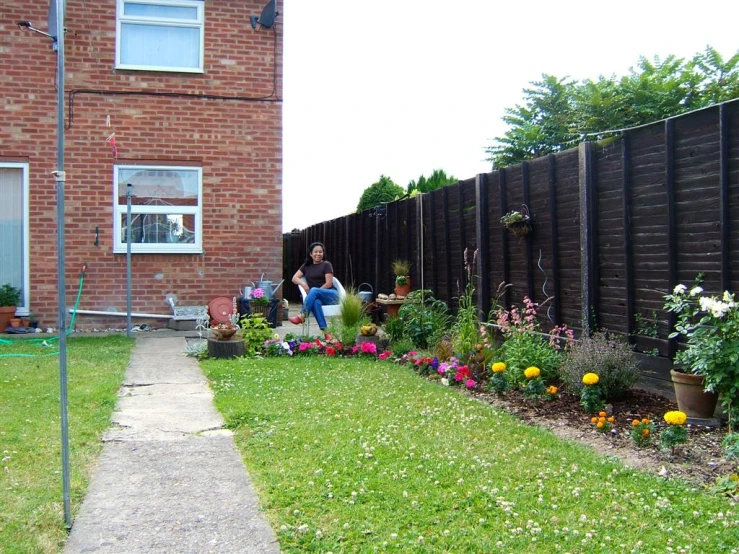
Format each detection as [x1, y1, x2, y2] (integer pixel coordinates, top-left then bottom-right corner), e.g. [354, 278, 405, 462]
[302, 287, 338, 330]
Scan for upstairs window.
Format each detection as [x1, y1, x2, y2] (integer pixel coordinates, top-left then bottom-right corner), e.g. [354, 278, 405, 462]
[114, 165, 203, 254]
[116, 0, 204, 72]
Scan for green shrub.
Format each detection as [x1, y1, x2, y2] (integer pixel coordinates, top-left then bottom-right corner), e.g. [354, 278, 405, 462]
[239, 314, 274, 356]
[389, 337, 416, 357]
[559, 331, 639, 401]
[397, 289, 449, 349]
[384, 315, 405, 343]
[501, 332, 562, 388]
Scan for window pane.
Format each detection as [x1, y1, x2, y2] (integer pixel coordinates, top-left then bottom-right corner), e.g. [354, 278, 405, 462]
[0, 168, 25, 302]
[124, 2, 198, 20]
[120, 23, 200, 68]
[117, 168, 199, 207]
[120, 212, 196, 244]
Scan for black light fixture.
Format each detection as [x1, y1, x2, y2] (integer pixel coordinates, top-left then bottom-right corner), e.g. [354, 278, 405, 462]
[250, 0, 279, 30]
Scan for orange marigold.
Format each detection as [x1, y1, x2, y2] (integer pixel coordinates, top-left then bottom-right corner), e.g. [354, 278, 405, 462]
[632, 419, 640, 426]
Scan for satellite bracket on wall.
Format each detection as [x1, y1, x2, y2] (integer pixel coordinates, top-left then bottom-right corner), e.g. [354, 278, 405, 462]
[250, 0, 279, 30]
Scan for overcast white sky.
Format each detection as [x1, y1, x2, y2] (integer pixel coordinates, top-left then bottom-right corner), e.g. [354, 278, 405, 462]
[281, 0, 739, 232]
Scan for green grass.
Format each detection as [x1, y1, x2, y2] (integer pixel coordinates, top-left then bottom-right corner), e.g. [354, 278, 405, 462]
[203, 356, 739, 553]
[0, 336, 133, 554]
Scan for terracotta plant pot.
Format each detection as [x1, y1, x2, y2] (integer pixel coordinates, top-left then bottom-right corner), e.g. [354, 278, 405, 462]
[0, 306, 16, 332]
[394, 277, 411, 297]
[670, 369, 719, 419]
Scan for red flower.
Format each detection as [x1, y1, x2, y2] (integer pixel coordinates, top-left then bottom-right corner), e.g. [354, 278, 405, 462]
[326, 346, 336, 357]
[454, 365, 472, 382]
[378, 351, 392, 360]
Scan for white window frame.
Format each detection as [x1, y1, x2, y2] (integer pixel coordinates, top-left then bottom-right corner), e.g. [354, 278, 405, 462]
[0, 162, 30, 315]
[113, 164, 203, 254]
[115, 0, 205, 73]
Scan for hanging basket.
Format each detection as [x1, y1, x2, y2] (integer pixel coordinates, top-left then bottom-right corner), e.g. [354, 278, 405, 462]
[505, 220, 532, 237]
[502, 204, 532, 237]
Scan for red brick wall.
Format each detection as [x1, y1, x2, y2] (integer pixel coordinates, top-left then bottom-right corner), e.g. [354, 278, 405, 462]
[0, 0, 283, 330]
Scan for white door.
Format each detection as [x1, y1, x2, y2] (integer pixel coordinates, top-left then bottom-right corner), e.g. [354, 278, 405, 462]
[0, 163, 30, 314]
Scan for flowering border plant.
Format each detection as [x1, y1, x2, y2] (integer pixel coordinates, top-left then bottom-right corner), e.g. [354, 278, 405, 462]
[664, 281, 739, 426]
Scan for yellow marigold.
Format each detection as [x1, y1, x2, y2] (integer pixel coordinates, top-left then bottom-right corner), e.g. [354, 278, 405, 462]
[582, 372, 599, 386]
[546, 385, 558, 395]
[524, 366, 541, 379]
[664, 411, 687, 426]
[598, 411, 607, 418]
[607, 416, 615, 423]
[591, 417, 598, 424]
[632, 419, 640, 426]
[492, 362, 506, 373]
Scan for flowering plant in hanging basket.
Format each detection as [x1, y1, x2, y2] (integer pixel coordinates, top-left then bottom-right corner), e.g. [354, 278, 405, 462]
[500, 210, 531, 237]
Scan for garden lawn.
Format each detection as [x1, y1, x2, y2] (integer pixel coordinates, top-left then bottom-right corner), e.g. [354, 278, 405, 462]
[0, 336, 133, 554]
[203, 356, 739, 554]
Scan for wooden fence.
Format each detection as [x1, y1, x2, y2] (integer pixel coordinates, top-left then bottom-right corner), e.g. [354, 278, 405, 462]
[283, 99, 739, 356]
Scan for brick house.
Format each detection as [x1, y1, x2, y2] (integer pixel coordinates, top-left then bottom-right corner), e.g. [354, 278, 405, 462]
[1, 0, 283, 330]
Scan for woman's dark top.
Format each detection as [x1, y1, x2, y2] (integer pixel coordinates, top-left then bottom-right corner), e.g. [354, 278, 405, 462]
[299, 261, 334, 289]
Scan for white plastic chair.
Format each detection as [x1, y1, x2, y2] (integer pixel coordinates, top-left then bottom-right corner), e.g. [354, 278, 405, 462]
[298, 277, 346, 331]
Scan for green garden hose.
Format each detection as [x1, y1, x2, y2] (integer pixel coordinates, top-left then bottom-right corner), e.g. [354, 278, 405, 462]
[0, 266, 86, 357]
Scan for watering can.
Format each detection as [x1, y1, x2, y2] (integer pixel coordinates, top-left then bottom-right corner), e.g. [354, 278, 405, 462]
[253, 276, 285, 300]
[358, 283, 374, 303]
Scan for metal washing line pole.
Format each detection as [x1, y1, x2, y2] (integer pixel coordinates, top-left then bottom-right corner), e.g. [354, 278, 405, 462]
[52, 0, 71, 529]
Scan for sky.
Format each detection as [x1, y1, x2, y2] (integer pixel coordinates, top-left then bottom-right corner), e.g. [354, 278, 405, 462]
[281, 0, 739, 232]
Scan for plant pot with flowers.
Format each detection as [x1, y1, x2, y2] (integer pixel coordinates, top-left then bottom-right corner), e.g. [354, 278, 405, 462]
[392, 259, 411, 297]
[0, 283, 22, 332]
[500, 207, 532, 237]
[249, 288, 271, 318]
[663, 280, 739, 433]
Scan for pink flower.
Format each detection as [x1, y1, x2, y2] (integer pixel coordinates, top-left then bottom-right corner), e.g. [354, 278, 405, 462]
[361, 342, 377, 355]
[298, 342, 311, 352]
[465, 379, 476, 389]
[378, 351, 392, 360]
[252, 287, 264, 299]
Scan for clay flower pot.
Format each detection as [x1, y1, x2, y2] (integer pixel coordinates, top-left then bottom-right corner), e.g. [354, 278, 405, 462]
[670, 369, 718, 420]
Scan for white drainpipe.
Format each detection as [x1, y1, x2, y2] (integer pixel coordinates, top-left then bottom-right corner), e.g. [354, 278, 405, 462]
[69, 309, 172, 319]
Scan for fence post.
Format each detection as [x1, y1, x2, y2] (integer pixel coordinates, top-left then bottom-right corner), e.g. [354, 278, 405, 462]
[475, 173, 490, 319]
[579, 141, 597, 335]
[547, 154, 561, 325]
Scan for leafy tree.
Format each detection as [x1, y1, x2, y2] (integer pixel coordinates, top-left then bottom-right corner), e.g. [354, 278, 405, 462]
[356, 175, 405, 213]
[486, 74, 577, 169]
[407, 169, 458, 194]
[487, 46, 739, 168]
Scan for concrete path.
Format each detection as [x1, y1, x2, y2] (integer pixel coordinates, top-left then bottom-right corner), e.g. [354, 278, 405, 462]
[64, 336, 281, 554]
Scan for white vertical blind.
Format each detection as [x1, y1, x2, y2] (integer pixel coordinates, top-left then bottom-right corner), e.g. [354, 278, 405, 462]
[0, 167, 24, 303]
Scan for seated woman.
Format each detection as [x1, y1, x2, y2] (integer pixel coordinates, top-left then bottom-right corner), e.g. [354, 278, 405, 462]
[288, 241, 338, 331]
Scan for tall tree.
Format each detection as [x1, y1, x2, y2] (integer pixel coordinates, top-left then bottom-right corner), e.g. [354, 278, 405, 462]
[485, 74, 577, 168]
[486, 46, 739, 168]
[356, 175, 405, 213]
[407, 169, 458, 194]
